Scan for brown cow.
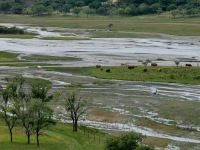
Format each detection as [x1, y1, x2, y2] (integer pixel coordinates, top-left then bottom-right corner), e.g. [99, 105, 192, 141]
[128, 65, 136, 70]
[185, 64, 192, 67]
[96, 65, 101, 69]
[151, 63, 158, 67]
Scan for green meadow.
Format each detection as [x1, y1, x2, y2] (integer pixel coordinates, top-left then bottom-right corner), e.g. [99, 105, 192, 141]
[45, 66, 200, 84]
[0, 14, 200, 37]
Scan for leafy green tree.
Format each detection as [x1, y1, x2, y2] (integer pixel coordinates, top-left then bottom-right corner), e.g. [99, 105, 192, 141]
[0, 2, 12, 12]
[24, 7, 33, 15]
[142, 59, 151, 68]
[0, 82, 19, 143]
[72, 7, 81, 16]
[31, 81, 53, 102]
[29, 79, 54, 146]
[62, 4, 72, 13]
[82, 6, 95, 17]
[32, 4, 47, 16]
[171, 10, 179, 19]
[30, 99, 55, 146]
[65, 92, 86, 132]
[11, 3, 23, 14]
[174, 60, 180, 67]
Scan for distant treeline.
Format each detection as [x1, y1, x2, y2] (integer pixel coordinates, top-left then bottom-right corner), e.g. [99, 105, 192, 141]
[0, 0, 199, 17]
[0, 26, 25, 34]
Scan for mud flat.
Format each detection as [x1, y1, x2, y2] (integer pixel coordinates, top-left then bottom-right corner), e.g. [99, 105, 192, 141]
[0, 24, 200, 67]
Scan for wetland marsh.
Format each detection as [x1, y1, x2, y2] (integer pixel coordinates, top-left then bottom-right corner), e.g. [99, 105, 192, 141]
[0, 19, 200, 149]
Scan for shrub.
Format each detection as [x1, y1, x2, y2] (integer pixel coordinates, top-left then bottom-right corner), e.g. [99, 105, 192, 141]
[143, 69, 148, 72]
[106, 69, 111, 73]
[193, 76, 200, 80]
[0, 26, 25, 34]
[105, 132, 153, 150]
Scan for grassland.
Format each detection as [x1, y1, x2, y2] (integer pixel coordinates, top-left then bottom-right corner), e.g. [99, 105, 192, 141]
[22, 54, 81, 62]
[135, 117, 200, 138]
[0, 51, 19, 62]
[157, 100, 200, 126]
[0, 121, 107, 150]
[0, 51, 80, 67]
[0, 34, 36, 39]
[92, 31, 163, 38]
[0, 14, 200, 36]
[45, 66, 200, 84]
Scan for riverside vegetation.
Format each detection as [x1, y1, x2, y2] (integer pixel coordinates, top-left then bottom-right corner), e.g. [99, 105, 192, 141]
[0, 76, 153, 150]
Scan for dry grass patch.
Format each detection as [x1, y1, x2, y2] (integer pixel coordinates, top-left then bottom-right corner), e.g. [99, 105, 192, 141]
[143, 137, 170, 148]
[87, 109, 127, 123]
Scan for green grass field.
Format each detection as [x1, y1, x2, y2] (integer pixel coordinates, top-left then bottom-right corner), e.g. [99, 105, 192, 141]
[0, 34, 36, 39]
[45, 66, 200, 84]
[0, 14, 200, 36]
[0, 51, 81, 67]
[0, 51, 19, 62]
[0, 122, 107, 150]
[22, 54, 81, 62]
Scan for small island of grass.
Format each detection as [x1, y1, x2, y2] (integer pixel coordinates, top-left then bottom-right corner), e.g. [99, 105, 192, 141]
[0, 26, 36, 39]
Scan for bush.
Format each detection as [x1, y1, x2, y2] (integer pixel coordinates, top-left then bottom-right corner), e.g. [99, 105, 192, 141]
[106, 132, 153, 150]
[193, 76, 200, 80]
[0, 26, 25, 34]
[143, 69, 148, 72]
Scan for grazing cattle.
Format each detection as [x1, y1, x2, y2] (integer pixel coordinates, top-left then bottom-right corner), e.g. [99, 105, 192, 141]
[96, 65, 101, 69]
[106, 69, 111, 73]
[128, 65, 136, 70]
[185, 64, 192, 67]
[151, 63, 158, 67]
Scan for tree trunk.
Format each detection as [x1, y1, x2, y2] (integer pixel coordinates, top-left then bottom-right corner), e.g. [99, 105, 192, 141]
[73, 120, 78, 132]
[9, 129, 13, 143]
[36, 131, 39, 146]
[26, 130, 30, 144]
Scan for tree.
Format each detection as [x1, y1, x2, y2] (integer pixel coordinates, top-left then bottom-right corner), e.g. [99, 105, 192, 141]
[72, 7, 81, 16]
[30, 99, 55, 146]
[29, 80, 55, 146]
[12, 77, 33, 145]
[32, 4, 47, 16]
[31, 81, 52, 102]
[11, 3, 23, 14]
[171, 10, 179, 19]
[0, 82, 18, 143]
[15, 91, 33, 145]
[174, 60, 180, 67]
[142, 59, 151, 68]
[65, 92, 86, 132]
[108, 23, 113, 31]
[82, 6, 95, 17]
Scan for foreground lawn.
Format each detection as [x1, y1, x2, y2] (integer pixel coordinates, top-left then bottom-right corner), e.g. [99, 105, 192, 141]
[0, 123, 107, 150]
[45, 66, 200, 84]
[0, 14, 200, 36]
